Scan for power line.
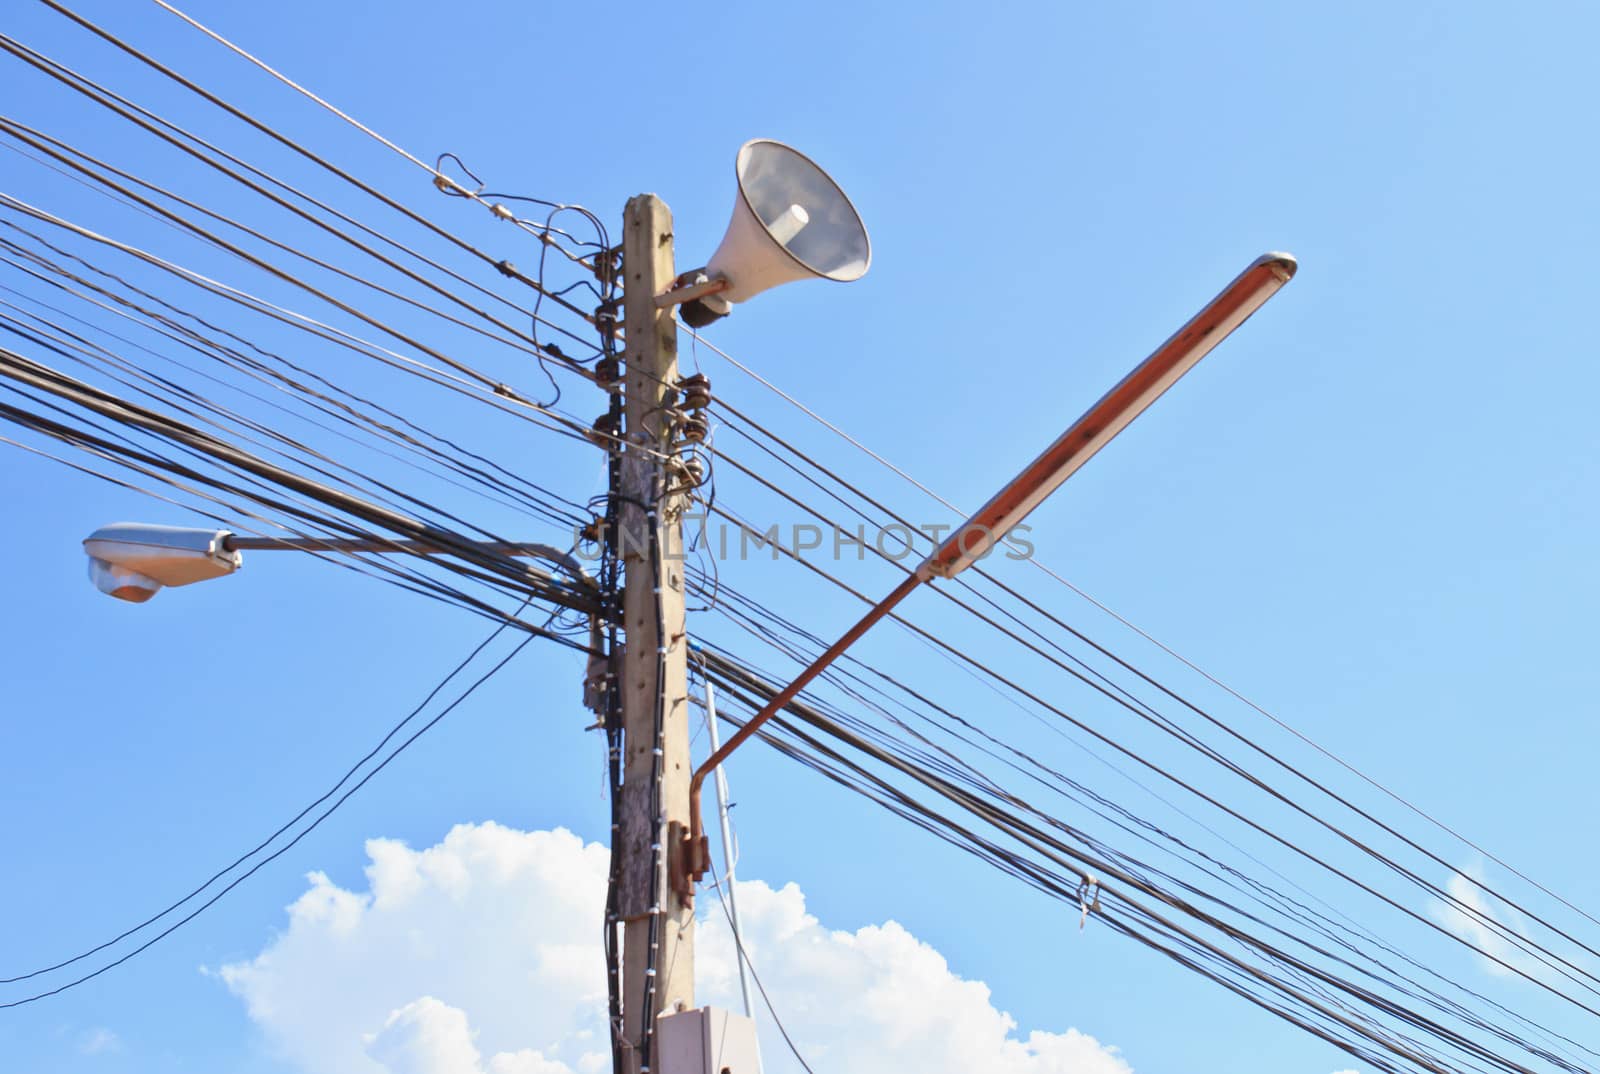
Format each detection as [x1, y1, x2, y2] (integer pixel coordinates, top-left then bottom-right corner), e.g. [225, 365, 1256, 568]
[704, 853, 817, 1074]
[30, 2, 605, 330]
[5, 12, 1594, 1066]
[0, 105, 595, 375]
[0, 29, 604, 359]
[0, 597, 555, 1007]
[686, 323, 1600, 946]
[691, 645, 1578, 1074]
[682, 341, 1600, 999]
[0, 228, 594, 529]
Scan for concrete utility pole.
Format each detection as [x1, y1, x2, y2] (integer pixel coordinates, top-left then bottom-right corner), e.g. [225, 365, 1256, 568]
[617, 193, 694, 1073]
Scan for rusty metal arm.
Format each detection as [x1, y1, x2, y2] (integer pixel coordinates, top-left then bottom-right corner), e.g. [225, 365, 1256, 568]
[682, 570, 924, 880]
[679, 251, 1298, 886]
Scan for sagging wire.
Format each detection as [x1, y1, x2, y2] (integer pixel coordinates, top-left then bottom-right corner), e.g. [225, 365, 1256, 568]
[0, 588, 563, 1007]
[429, 151, 618, 408]
[0, 31, 603, 372]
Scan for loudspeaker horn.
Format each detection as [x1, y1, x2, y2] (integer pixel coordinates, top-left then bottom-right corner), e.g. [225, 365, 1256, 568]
[681, 139, 870, 327]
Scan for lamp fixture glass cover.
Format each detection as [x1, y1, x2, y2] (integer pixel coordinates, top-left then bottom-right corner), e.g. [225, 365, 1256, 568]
[82, 523, 241, 602]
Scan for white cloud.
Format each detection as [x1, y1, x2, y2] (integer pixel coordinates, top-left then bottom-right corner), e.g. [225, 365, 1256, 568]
[78, 1027, 122, 1055]
[1430, 862, 1538, 979]
[364, 998, 479, 1074]
[362, 997, 572, 1074]
[220, 822, 1131, 1074]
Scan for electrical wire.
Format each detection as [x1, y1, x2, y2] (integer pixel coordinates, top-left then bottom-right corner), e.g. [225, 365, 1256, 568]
[705, 852, 817, 1074]
[0, 598, 559, 1007]
[684, 323, 1600, 946]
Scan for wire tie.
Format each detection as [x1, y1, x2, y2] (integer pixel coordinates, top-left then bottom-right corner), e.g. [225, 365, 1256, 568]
[1078, 873, 1100, 931]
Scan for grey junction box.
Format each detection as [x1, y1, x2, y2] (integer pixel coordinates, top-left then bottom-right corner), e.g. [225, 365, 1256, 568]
[656, 1007, 762, 1074]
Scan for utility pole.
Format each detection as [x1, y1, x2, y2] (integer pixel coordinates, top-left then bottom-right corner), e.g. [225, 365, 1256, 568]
[616, 193, 694, 1074]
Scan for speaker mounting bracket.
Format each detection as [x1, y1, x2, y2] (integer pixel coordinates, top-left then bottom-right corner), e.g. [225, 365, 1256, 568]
[654, 272, 730, 310]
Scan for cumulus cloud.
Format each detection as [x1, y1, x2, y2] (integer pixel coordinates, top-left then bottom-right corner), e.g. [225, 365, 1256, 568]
[1429, 862, 1539, 979]
[362, 997, 573, 1074]
[220, 822, 1131, 1074]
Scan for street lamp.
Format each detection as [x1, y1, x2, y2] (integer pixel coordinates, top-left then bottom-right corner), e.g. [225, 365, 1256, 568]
[83, 523, 241, 603]
[678, 251, 1298, 887]
[82, 522, 594, 603]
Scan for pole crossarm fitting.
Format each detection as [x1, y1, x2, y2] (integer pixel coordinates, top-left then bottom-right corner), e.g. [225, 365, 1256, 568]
[677, 252, 1298, 887]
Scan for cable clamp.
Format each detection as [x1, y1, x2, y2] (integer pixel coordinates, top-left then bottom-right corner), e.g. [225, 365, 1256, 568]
[432, 173, 466, 196]
[490, 203, 514, 221]
[1077, 873, 1101, 930]
[495, 259, 518, 278]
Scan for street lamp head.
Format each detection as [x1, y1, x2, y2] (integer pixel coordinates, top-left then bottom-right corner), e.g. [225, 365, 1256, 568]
[678, 139, 871, 328]
[82, 523, 241, 603]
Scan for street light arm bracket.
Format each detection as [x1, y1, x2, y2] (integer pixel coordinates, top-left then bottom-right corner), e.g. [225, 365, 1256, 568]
[679, 251, 1299, 886]
[919, 251, 1297, 580]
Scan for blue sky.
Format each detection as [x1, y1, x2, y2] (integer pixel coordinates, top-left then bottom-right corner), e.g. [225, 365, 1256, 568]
[3, 1, 1599, 1072]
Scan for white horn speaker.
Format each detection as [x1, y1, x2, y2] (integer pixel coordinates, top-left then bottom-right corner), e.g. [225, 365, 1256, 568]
[681, 139, 870, 327]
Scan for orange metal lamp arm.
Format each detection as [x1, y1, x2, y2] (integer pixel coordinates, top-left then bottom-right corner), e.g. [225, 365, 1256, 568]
[924, 253, 1296, 578]
[681, 252, 1298, 886]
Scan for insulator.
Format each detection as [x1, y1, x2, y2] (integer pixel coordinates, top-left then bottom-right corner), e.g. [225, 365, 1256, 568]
[591, 247, 621, 282]
[585, 412, 621, 448]
[594, 356, 620, 388]
[666, 455, 706, 497]
[678, 415, 708, 443]
[677, 372, 712, 411]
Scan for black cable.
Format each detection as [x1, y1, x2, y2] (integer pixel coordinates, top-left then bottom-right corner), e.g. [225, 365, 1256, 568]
[697, 333, 1600, 953]
[692, 490, 1600, 1009]
[709, 403, 1600, 992]
[0, 114, 587, 378]
[704, 853, 818, 1074]
[0, 199, 600, 449]
[0, 377, 598, 635]
[0, 345, 596, 616]
[0, 606, 551, 1007]
[693, 649, 1562, 1074]
[0, 575, 558, 985]
[0, 31, 603, 361]
[24, 5, 603, 331]
[0, 227, 593, 529]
